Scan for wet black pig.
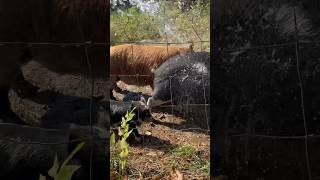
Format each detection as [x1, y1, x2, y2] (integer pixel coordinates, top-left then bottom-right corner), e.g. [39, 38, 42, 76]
[147, 51, 210, 129]
[0, 122, 109, 180]
[147, 51, 210, 107]
[0, 123, 69, 180]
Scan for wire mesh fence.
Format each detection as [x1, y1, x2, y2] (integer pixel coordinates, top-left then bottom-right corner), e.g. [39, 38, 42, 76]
[214, 1, 320, 179]
[0, 0, 109, 178]
[109, 52, 210, 179]
[0, 0, 210, 179]
[110, 0, 210, 179]
[0, 42, 108, 180]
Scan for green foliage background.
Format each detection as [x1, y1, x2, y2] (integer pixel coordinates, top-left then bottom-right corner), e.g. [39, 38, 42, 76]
[110, 0, 210, 51]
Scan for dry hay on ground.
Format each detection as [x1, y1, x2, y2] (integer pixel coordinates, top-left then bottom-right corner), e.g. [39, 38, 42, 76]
[112, 86, 210, 179]
[126, 113, 210, 179]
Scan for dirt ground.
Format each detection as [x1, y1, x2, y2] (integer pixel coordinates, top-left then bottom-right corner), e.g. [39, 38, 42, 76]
[113, 83, 210, 179]
[127, 113, 210, 179]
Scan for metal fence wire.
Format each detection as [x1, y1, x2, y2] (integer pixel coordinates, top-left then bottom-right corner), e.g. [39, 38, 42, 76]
[109, 42, 210, 178]
[0, 1, 210, 180]
[110, 1, 210, 179]
[109, 40, 210, 134]
[214, 4, 320, 180]
[109, 42, 211, 139]
[110, 1, 210, 139]
[0, 41, 108, 180]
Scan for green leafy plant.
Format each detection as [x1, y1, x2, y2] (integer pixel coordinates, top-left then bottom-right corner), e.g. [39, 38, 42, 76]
[111, 7, 161, 44]
[111, 1, 210, 52]
[39, 142, 85, 180]
[110, 107, 136, 180]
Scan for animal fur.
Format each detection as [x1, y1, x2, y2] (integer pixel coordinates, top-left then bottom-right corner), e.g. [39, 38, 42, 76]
[0, 0, 108, 99]
[110, 44, 193, 90]
[0, 0, 107, 42]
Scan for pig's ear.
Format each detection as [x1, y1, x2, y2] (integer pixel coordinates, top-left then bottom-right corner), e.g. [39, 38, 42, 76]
[147, 97, 152, 107]
[140, 96, 147, 104]
[147, 97, 153, 114]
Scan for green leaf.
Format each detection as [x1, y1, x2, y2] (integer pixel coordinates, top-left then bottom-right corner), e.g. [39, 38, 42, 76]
[124, 124, 129, 133]
[48, 155, 60, 177]
[39, 174, 46, 180]
[125, 108, 135, 122]
[130, 107, 136, 114]
[60, 142, 85, 171]
[119, 148, 129, 158]
[128, 113, 134, 121]
[110, 132, 116, 146]
[123, 130, 133, 140]
[125, 111, 129, 119]
[125, 113, 135, 123]
[120, 138, 128, 148]
[54, 165, 81, 180]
